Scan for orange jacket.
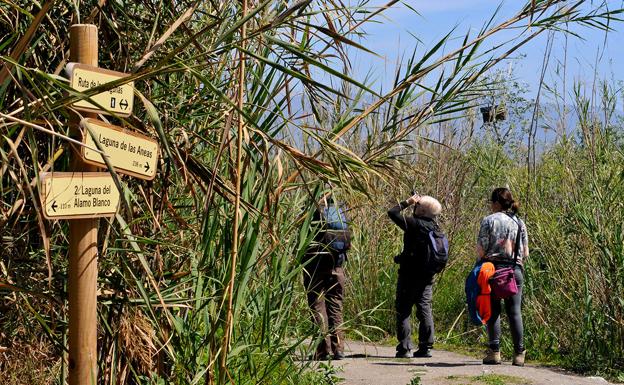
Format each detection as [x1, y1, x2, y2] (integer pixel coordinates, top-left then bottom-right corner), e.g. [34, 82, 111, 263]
[476, 262, 495, 324]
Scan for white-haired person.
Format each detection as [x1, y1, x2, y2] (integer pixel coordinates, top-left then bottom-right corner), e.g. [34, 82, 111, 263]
[388, 193, 443, 358]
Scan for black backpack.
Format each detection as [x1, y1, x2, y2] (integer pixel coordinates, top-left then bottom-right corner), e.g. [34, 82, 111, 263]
[320, 203, 351, 253]
[424, 225, 449, 274]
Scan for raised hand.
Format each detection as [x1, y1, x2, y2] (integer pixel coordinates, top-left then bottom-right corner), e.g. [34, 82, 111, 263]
[406, 193, 421, 205]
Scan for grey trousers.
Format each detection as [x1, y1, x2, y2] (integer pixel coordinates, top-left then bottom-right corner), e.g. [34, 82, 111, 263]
[396, 271, 435, 353]
[487, 266, 524, 353]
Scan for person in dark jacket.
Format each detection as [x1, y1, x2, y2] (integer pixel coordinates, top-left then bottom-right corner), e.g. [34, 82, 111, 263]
[388, 193, 442, 358]
[303, 195, 351, 361]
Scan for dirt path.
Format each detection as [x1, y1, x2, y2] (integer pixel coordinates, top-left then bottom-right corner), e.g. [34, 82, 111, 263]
[329, 341, 616, 385]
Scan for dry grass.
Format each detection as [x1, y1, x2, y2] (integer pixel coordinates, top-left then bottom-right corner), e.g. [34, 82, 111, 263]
[0, 336, 61, 385]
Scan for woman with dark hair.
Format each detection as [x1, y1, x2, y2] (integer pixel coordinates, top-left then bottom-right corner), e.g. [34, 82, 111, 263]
[477, 187, 529, 366]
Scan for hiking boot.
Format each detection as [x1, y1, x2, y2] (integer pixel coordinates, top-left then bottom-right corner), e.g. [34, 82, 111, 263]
[482, 349, 501, 365]
[512, 350, 526, 366]
[333, 352, 345, 360]
[413, 348, 432, 358]
[395, 349, 411, 359]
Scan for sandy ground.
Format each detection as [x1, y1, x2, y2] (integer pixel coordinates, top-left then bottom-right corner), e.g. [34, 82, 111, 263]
[320, 341, 617, 385]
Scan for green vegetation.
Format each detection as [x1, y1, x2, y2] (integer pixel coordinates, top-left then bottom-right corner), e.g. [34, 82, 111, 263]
[446, 374, 531, 385]
[1, 0, 623, 384]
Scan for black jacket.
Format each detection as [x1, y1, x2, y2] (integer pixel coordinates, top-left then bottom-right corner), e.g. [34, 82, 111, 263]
[388, 200, 437, 271]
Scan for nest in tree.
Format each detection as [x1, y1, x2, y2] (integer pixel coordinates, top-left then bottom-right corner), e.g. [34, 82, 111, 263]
[480, 105, 507, 123]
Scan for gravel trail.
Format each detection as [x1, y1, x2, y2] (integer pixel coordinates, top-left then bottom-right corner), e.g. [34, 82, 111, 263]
[327, 341, 616, 385]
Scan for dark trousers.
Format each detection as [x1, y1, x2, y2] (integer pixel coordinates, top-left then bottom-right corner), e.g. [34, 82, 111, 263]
[396, 271, 435, 353]
[303, 265, 345, 357]
[487, 266, 524, 353]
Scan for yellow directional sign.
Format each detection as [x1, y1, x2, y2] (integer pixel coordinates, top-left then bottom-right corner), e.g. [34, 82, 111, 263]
[40, 172, 120, 219]
[81, 118, 159, 180]
[69, 63, 134, 117]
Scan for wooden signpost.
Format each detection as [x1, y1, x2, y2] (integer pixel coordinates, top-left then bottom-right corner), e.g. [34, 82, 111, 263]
[36, 24, 159, 385]
[40, 172, 120, 219]
[81, 118, 158, 180]
[62, 24, 101, 385]
[68, 63, 134, 116]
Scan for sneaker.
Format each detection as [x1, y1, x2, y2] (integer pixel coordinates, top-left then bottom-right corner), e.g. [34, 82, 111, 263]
[482, 349, 502, 365]
[512, 350, 526, 366]
[413, 348, 432, 358]
[333, 352, 345, 360]
[395, 349, 411, 359]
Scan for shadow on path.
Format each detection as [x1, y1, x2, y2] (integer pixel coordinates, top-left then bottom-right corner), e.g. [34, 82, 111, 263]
[372, 362, 481, 368]
[345, 354, 390, 359]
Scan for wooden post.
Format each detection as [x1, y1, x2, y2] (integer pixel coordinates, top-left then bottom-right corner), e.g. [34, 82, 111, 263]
[68, 24, 99, 385]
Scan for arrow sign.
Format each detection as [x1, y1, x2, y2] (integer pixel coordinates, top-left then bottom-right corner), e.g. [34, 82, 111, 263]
[40, 172, 120, 220]
[68, 63, 134, 117]
[80, 118, 159, 180]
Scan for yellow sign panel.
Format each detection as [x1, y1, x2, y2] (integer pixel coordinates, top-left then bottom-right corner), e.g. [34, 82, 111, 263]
[81, 118, 159, 180]
[69, 63, 134, 117]
[40, 172, 120, 219]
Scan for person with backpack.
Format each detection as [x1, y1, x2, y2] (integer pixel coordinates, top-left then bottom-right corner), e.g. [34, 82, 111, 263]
[303, 194, 351, 361]
[388, 193, 446, 358]
[477, 187, 529, 366]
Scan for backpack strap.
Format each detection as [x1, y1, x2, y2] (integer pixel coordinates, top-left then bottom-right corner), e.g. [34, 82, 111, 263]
[505, 212, 522, 266]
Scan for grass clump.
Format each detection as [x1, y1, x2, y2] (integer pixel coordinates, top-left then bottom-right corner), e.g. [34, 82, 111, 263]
[444, 374, 531, 385]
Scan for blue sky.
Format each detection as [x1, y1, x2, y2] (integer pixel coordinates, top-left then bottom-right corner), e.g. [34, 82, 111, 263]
[353, 0, 624, 100]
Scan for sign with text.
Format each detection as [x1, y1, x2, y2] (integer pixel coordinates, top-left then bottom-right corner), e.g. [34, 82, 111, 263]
[68, 63, 134, 117]
[81, 118, 158, 180]
[40, 172, 120, 219]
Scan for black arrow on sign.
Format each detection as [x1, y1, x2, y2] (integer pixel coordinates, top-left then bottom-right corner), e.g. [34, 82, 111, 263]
[51, 201, 58, 212]
[120, 99, 128, 110]
[144, 161, 150, 173]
